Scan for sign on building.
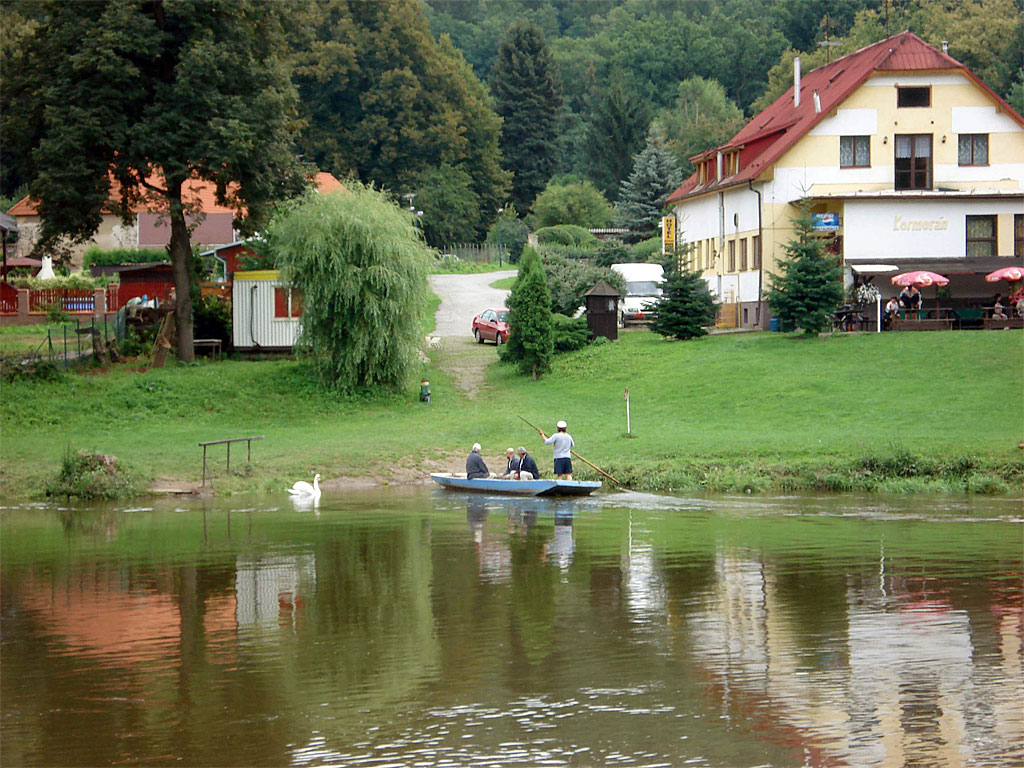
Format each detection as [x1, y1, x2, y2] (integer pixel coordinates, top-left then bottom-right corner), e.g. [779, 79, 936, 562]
[812, 212, 840, 232]
[661, 216, 676, 254]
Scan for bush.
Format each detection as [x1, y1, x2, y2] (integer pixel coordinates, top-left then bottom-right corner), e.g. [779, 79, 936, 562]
[530, 180, 613, 229]
[83, 246, 168, 268]
[534, 225, 599, 249]
[8, 272, 113, 290]
[632, 236, 661, 261]
[119, 327, 151, 358]
[486, 208, 530, 264]
[47, 448, 142, 499]
[0, 358, 63, 383]
[45, 301, 70, 323]
[540, 253, 624, 316]
[500, 247, 554, 378]
[552, 313, 592, 352]
[193, 293, 232, 346]
[593, 241, 632, 268]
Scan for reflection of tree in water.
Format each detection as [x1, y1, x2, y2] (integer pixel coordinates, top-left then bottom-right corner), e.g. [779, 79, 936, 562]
[506, 503, 559, 670]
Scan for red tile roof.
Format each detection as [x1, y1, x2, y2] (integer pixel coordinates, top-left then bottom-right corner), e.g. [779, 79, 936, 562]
[666, 31, 1024, 204]
[9, 172, 343, 216]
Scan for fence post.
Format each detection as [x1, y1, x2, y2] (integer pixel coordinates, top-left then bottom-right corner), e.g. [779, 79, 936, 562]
[16, 288, 29, 322]
[93, 287, 105, 322]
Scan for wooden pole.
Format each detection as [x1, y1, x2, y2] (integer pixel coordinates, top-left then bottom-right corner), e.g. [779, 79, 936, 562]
[516, 414, 623, 486]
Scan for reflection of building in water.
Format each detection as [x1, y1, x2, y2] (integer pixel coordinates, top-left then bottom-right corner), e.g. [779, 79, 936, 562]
[623, 543, 667, 622]
[235, 554, 317, 629]
[546, 514, 575, 571]
[683, 551, 1023, 767]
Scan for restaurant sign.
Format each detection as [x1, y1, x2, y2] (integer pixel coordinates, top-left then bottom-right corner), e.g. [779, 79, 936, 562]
[812, 212, 840, 232]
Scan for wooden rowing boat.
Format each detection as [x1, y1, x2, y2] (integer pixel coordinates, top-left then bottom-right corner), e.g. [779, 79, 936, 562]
[430, 472, 601, 497]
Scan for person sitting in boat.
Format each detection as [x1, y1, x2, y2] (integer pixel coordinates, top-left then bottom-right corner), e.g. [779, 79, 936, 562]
[500, 448, 521, 479]
[515, 446, 539, 480]
[466, 443, 493, 480]
[539, 420, 574, 480]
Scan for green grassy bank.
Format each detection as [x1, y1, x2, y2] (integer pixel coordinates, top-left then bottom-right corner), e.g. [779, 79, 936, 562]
[1, 330, 1021, 498]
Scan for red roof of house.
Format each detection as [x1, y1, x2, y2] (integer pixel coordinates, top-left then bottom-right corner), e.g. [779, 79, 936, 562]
[9, 171, 343, 216]
[666, 31, 1024, 204]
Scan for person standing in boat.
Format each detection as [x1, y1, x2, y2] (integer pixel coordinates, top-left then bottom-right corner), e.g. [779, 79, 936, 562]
[515, 446, 539, 480]
[466, 443, 493, 480]
[538, 420, 574, 480]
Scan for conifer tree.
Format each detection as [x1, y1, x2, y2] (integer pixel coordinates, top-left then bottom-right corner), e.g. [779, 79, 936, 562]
[615, 126, 684, 243]
[765, 204, 844, 336]
[490, 21, 563, 214]
[649, 265, 718, 340]
[582, 69, 651, 201]
[501, 246, 554, 379]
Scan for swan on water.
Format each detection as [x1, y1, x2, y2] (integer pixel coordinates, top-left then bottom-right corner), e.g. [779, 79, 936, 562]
[288, 473, 321, 498]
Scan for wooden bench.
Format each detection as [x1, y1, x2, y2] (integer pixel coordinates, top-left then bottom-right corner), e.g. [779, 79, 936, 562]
[982, 317, 1023, 330]
[199, 435, 264, 485]
[193, 338, 222, 360]
[892, 318, 952, 331]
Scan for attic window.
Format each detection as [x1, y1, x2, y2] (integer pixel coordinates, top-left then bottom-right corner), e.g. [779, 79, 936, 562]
[897, 86, 930, 108]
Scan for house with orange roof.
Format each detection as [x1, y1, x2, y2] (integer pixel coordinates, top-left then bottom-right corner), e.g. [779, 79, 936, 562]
[8, 171, 342, 266]
[665, 32, 1024, 329]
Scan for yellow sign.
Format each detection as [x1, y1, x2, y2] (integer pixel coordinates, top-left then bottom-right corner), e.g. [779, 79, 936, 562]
[662, 216, 676, 254]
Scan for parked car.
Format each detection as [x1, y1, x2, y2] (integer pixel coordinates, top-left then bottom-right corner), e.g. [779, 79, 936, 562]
[472, 308, 510, 345]
[611, 263, 664, 325]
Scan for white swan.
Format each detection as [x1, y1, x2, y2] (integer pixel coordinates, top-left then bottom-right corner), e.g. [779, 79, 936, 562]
[288, 473, 321, 498]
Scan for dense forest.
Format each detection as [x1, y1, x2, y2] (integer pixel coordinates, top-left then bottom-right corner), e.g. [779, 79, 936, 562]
[3, 0, 1022, 248]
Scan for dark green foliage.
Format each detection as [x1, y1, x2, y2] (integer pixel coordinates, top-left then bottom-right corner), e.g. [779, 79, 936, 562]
[652, 77, 745, 177]
[615, 126, 684, 243]
[4, 1, 305, 363]
[534, 225, 600, 249]
[649, 268, 718, 341]
[412, 164, 480, 247]
[540, 253, 624, 317]
[582, 69, 651, 201]
[766, 204, 844, 336]
[47, 448, 141, 500]
[486, 206, 529, 263]
[193, 294, 232, 347]
[501, 247, 554, 378]
[491, 21, 563, 213]
[0, 357, 63, 384]
[82, 247, 168, 268]
[593, 241, 633, 268]
[530, 180, 613, 229]
[552, 313, 592, 353]
[273, 186, 430, 390]
[632, 236, 662, 261]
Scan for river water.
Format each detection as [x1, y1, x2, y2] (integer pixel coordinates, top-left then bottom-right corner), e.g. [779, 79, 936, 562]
[2, 489, 1021, 767]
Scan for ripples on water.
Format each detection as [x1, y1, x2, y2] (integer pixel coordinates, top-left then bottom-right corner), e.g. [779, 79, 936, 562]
[1, 489, 1021, 767]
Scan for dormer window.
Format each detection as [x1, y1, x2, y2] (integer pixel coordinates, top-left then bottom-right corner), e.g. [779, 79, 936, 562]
[897, 86, 930, 107]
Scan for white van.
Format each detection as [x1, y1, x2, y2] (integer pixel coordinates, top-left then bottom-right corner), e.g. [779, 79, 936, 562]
[611, 263, 664, 325]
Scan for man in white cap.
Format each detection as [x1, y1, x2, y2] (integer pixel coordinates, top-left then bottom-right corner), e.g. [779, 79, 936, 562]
[466, 443, 492, 480]
[538, 420, 574, 480]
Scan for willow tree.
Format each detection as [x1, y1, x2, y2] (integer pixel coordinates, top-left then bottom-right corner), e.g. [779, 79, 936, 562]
[274, 187, 430, 390]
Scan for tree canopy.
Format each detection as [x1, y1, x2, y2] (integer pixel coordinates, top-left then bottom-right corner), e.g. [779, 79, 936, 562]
[530, 181, 613, 230]
[274, 186, 431, 390]
[615, 126, 684, 243]
[3, 0, 305, 361]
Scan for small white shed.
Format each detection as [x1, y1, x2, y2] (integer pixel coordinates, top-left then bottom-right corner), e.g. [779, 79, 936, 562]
[232, 270, 301, 351]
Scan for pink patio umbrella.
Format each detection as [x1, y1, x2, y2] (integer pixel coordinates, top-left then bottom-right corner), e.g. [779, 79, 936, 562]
[891, 270, 950, 317]
[984, 266, 1024, 283]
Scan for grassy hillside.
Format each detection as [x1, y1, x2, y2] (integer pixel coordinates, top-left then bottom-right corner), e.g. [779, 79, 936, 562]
[1, 330, 1021, 498]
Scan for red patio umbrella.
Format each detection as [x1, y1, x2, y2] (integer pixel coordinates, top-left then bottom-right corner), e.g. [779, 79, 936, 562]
[891, 270, 949, 318]
[984, 266, 1024, 283]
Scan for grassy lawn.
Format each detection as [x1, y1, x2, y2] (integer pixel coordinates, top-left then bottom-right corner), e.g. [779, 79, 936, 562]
[0, 323, 70, 357]
[1, 329, 1021, 498]
[429, 259, 510, 274]
[489, 275, 516, 290]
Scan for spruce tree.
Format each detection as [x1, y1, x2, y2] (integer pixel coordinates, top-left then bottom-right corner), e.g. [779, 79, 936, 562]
[649, 266, 718, 340]
[502, 246, 554, 379]
[615, 126, 684, 243]
[765, 204, 844, 336]
[490, 22, 563, 214]
[582, 69, 651, 201]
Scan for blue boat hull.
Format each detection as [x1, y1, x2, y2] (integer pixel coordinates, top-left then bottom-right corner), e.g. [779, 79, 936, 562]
[430, 473, 601, 497]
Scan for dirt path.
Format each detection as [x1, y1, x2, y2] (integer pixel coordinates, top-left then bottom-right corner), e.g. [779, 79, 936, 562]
[428, 270, 515, 397]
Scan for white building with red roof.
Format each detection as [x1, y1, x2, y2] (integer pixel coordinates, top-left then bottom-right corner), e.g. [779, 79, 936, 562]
[8, 171, 342, 266]
[665, 32, 1024, 329]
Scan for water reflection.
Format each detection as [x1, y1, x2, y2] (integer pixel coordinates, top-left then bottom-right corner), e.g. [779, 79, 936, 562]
[1, 491, 1021, 767]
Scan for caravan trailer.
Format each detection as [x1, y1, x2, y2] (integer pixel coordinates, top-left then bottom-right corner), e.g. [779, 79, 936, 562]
[232, 271, 301, 351]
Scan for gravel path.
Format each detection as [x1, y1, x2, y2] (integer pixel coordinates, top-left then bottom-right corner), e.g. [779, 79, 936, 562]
[428, 270, 515, 337]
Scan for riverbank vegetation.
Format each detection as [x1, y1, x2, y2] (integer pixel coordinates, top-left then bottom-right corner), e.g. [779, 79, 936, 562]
[1, 330, 1020, 499]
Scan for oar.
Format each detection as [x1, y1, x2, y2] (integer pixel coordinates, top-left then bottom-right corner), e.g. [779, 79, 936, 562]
[515, 414, 623, 486]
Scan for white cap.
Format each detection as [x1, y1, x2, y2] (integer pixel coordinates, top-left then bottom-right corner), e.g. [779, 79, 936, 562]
[556, 420, 567, 429]
[472, 443, 481, 452]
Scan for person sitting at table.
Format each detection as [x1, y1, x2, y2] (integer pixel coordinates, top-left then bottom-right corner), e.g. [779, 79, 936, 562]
[991, 293, 1008, 319]
[884, 296, 900, 330]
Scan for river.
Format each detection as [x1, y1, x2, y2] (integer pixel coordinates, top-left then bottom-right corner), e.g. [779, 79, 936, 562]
[2, 488, 1021, 767]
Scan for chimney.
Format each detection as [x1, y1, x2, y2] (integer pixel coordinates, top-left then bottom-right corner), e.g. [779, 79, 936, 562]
[813, 90, 821, 113]
[794, 56, 801, 108]
[942, 40, 949, 54]
[716, 151, 723, 180]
